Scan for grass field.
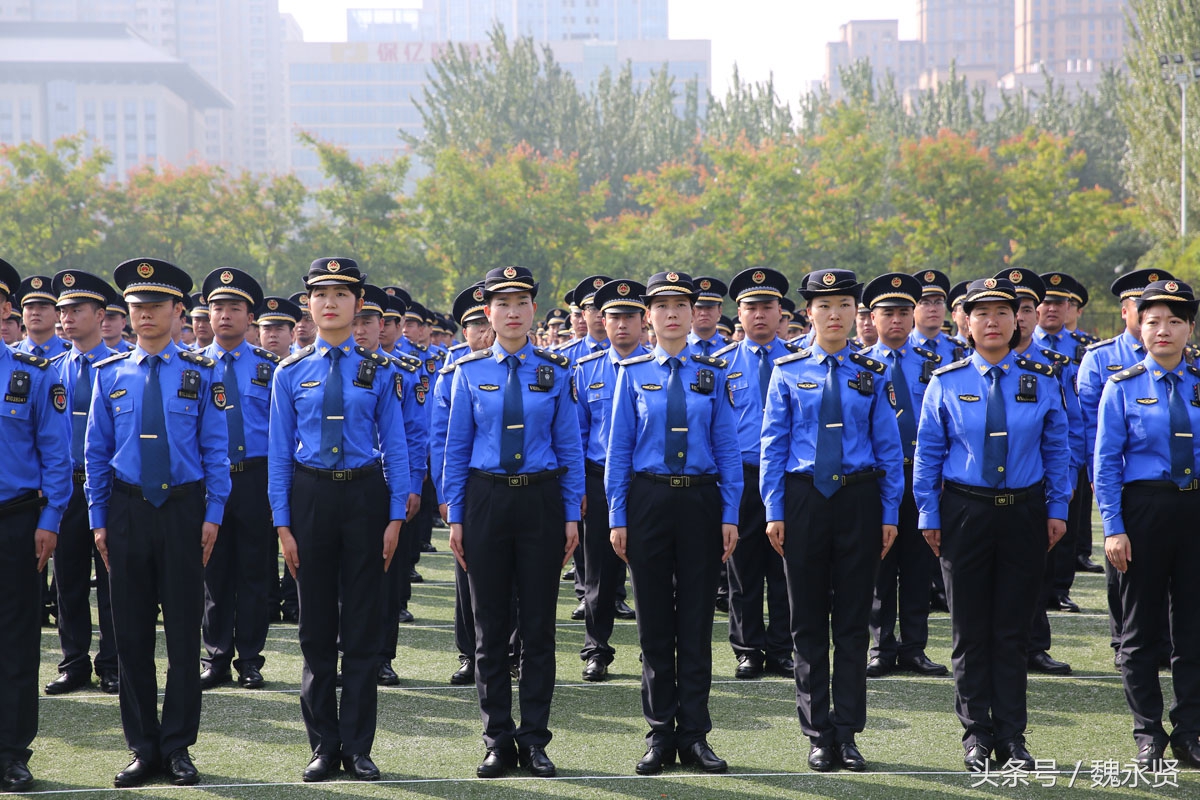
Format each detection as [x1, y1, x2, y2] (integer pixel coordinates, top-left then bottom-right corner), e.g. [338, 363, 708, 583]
[23, 523, 1200, 799]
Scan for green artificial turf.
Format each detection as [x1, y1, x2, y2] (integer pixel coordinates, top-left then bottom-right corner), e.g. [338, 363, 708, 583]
[24, 521, 1199, 798]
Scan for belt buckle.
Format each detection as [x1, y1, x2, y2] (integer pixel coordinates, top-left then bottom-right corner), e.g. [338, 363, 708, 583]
[994, 493, 1014, 507]
[332, 470, 348, 481]
[507, 475, 528, 487]
[230, 462, 243, 474]
[669, 476, 687, 488]
[1184, 480, 1199, 492]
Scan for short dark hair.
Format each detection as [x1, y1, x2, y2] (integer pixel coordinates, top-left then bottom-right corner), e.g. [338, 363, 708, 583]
[1137, 300, 1197, 326]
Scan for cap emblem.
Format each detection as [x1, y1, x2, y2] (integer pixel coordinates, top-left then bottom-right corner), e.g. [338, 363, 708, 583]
[1049, 274, 1062, 286]
[298, 294, 308, 307]
[752, 271, 765, 284]
[267, 299, 279, 310]
[617, 283, 630, 296]
[30, 277, 42, 289]
[1149, 273, 1159, 283]
[924, 271, 935, 283]
[890, 277, 902, 288]
[983, 278, 997, 289]
[326, 260, 341, 272]
[62, 273, 75, 288]
[220, 270, 233, 284]
[822, 272, 836, 286]
[666, 272, 679, 283]
[1009, 270, 1022, 283]
[593, 277, 604, 289]
[1166, 281, 1180, 293]
[503, 267, 517, 279]
[699, 279, 712, 290]
[137, 263, 154, 279]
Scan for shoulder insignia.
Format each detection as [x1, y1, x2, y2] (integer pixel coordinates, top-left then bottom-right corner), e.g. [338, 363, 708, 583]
[391, 356, 418, 373]
[1086, 336, 1117, 351]
[455, 348, 493, 366]
[576, 349, 608, 365]
[848, 338, 864, 351]
[533, 348, 569, 367]
[1040, 349, 1071, 366]
[94, 350, 134, 369]
[1016, 357, 1054, 377]
[713, 342, 738, 358]
[50, 351, 70, 365]
[279, 344, 316, 369]
[1070, 330, 1095, 344]
[1110, 363, 1147, 383]
[617, 353, 655, 367]
[251, 346, 281, 364]
[355, 345, 388, 366]
[394, 352, 421, 368]
[948, 335, 969, 349]
[932, 358, 971, 377]
[438, 360, 460, 376]
[912, 346, 941, 363]
[691, 353, 728, 370]
[177, 349, 215, 368]
[1189, 365, 1200, 379]
[11, 350, 50, 369]
[849, 352, 887, 375]
[449, 342, 470, 353]
[784, 341, 804, 353]
[775, 349, 812, 365]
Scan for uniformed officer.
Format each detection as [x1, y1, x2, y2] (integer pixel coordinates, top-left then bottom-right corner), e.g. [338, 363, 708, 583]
[86, 258, 231, 787]
[46, 270, 119, 698]
[186, 292, 212, 350]
[0, 258, 71, 793]
[855, 302, 879, 348]
[443, 265, 584, 779]
[1094, 278, 1200, 769]
[948, 281, 970, 342]
[196, 268, 278, 692]
[606, 271, 741, 776]
[713, 268, 795, 682]
[288, 291, 317, 351]
[760, 268, 903, 773]
[716, 315, 734, 341]
[575, 278, 649, 682]
[688, 276, 727, 355]
[256, 296, 302, 361]
[913, 276, 1070, 773]
[908, 270, 962, 363]
[861, 272, 949, 679]
[101, 296, 136, 353]
[397, 297, 439, 586]
[268, 257, 409, 783]
[15, 275, 71, 357]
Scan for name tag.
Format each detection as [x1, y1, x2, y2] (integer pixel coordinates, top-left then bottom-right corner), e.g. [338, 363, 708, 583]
[958, 394, 980, 402]
[588, 382, 606, 390]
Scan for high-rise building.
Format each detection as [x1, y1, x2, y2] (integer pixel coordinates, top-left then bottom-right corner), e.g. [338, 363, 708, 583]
[415, 0, 668, 43]
[1014, 0, 1128, 75]
[919, 0, 1013, 76]
[824, 20, 922, 98]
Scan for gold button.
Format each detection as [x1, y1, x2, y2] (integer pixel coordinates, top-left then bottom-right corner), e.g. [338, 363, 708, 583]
[515, 454, 522, 459]
[998, 466, 1005, 473]
[161, 483, 168, 489]
[832, 474, 839, 481]
[677, 451, 684, 458]
[332, 447, 339, 453]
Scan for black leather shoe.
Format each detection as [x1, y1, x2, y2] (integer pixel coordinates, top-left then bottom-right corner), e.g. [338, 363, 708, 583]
[614, 600, 636, 620]
[165, 749, 198, 786]
[378, 662, 400, 686]
[735, 653, 764, 679]
[582, 655, 608, 682]
[679, 740, 727, 773]
[562, 567, 576, 581]
[930, 591, 949, 612]
[571, 601, 586, 621]
[1136, 742, 1167, 768]
[303, 751, 340, 782]
[420, 541, 437, 553]
[397, 607, 414, 623]
[764, 655, 795, 676]
[509, 662, 520, 680]
[964, 744, 994, 772]
[1, 760, 33, 792]
[99, 670, 119, 694]
[1076, 555, 1104, 573]
[343, 753, 380, 781]
[282, 608, 299, 623]
[636, 746, 676, 775]
[807, 744, 836, 772]
[239, 666, 264, 689]
[45, 671, 90, 695]
[1028, 651, 1072, 675]
[714, 594, 729, 613]
[450, 657, 475, 686]
[898, 653, 950, 676]
[1171, 735, 1200, 767]
[1114, 650, 1125, 671]
[1052, 594, 1081, 613]
[199, 667, 232, 690]
[996, 739, 1035, 770]
[409, 569, 423, 583]
[114, 756, 159, 788]
[838, 742, 866, 772]
[518, 745, 557, 777]
[865, 656, 893, 678]
[476, 746, 517, 778]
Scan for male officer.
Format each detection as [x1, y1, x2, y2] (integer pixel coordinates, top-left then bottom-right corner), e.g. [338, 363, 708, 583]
[15, 276, 71, 357]
[1, 306, 22, 345]
[908, 270, 961, 364]
[102, 297, 136, 353]
[0, 258, 71, 793]
[46, 270, 119, 698]
[688, 276, 728, 355]
[188, 292, 214, 350]
[288, 291, 317, 351]
[257, 296, 302, 361]
[197, 268, 278, 692]
[87, 258, 230, 787]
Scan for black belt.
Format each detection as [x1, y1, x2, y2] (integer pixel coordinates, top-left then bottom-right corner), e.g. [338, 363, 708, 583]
[470, 467, 566, 487]
[635, 472, 719, 488]
[113, 479, 202, 500]
[295, 462, 381, 482]
[1126, 479, 1200, 493]
[585, 459, 606, 478]
[788, 469, 882, 488]
[742, 463, 760, 474]
[230, 456, 267, 474]
[944, 481, 1039, 507]
[73, 469, 87, 485]
[0, 491, 46, 520]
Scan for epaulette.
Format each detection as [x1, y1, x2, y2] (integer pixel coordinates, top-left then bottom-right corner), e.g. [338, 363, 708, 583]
[354, 345, 389, 366]
[576, 349, 608, 365]
[617, 353, 655, 367]
[912, 345, 941, 363]
[438, 360, 460, 376]
[1041, 349, 1071, 366]
[434, 349, 447, 362]
[1189, 365, 1200, 380]
[50, 351, 70, 365]
[1187, 344, 1200, 359]
[455, 348, 493, 366]
[391, 356, 418, 373]
[948, 335, 969, 349]
[1070, 330, 1096, 345]
[1086, 336, 1117, 352]
[1016, 357, 1054, 377]
[279, 344, 315, 369]
[691, 353, 728, 370]
[849, 352, 887, 375]
[94, 350, 133, 369]
[534, 348, 569, 367]
[775, 349, 812, 365]
[1111, 363, 1146, 383]
[395, 352, 422, 369]
[932, 358, 970, 377]
[784, 341, 804, 353]
[713, 342, 738, 358]
[177, 349, 216, 368]
[12, 350, 50, 369]
[252, 346, 281, 364]
[448, 342, 470, 355]
[848, 338, 865, 352]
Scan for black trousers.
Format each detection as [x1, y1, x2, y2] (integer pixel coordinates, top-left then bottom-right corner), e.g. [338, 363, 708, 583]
[455, 560, 521, 664]
[291, 469, 387, 757]
[107, 485, 205, 760]
[1073, 469, 1094, 561]
[381, 519, 412, 662]
[280, 561, 298, 616]
[202, 464, 274, 673]
[626, 477, 722, 750]
[781, 474, 880, 746]
[55, 480, 117, 678]
[728, 464, 790, 662]
[870, 467, 932, 662]
[463, 474, 565, 750]
[0, 501, 41, 764]
[1117, 485, 1200, 749]
[581, 471, 622, 664]
[939, 487, 1045, 752]
[1053, 467, 1086, 593]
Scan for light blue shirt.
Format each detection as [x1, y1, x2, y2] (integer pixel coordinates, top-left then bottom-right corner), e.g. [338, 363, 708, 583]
[201, 339, 277, 461]
[574, 344, 648, 465]
[1078, 331, 1144, 481]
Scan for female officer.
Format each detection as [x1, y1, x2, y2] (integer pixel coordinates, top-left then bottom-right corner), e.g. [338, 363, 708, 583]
[606, 271, 741, 776]
[913, 276, 1070, 773]
[443, 266, 583, 780]
[761, 268, 903, 774]
[1095, 279, 1200, 769]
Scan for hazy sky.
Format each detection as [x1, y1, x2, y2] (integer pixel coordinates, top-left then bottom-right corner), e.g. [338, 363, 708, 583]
[277, 0, 918, 105]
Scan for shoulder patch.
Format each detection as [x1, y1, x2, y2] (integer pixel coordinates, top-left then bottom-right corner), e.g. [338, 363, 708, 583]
[775, 349, 812, 365]
[177, 349, 216, 368]
[533, 348, 569, 368]
[691, 353, 728, 370]
[355, 345, 388, 366]
[455, 348, 493, 367]
[576, 349, 608, 365]
[251, 346, 281, 364]
[932, 358, 970, 377]
[11, 351, 50, 370]
[1085, 337, 1117, 352]
[1189, 365, 1200, 380]
[1016, 357, 1054, 377]
[94, 350, 134, 369]
[617, 353, 655, 368]
[912, 345, 942, 363]
[279, 344, 316, 369]
[849, 352, 887, 375]
[1110, 363, 1147, 383]
[1040, 349, 1070, 366]
[713, 342, 738, 358]
[391, 356, 418, 373]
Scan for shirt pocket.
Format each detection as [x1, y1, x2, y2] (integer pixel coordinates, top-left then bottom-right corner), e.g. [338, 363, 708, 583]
[244, 383, 271, 410]
[111, 397, 136, 441]
[0, 396, 32, 421]
[168, 395, 199, 418]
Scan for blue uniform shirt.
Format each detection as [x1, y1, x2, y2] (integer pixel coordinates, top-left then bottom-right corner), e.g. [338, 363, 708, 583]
[382, 348, 428, 495]
[0, 346, 72, 531]
[605, 346, 743, 528]
[574, 344, 648, 465]
[912, 350, 1071, 530]
[1094, 355, 1200, 537]
[1016, 342, 1085, 471]
[85, 342, 231, 528]
[759, 343, 905, 525]
[202, 339, 277, 460]
[442, 342, 585, 525]
[1078, 331, 1144, 481]
[16, 334, 71, 358]
[267, 336, 410, 527]
[861, 340, 941, 462]
[429, 361, 457, 501]
[56, 341, 115, 470]
[908, 329, 963, 366]
[717, 337, 797, 464]
[558, 333, 608, 366]
[445, 341, 472, 366]
[687, 330, 725, 356]
[107, 339, 136, 354]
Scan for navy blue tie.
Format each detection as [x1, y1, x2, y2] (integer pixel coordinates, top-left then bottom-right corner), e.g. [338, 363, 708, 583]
[222, 352, 245, 465]
[500, 355, 524, 473]
[71, 356, 90, 466]
[983, 366, 1007, 488]
[701, 339, 712, 356]
[33, 344, 45, 358]
[320, 348, 343, 468]
[140, 355, 170, 506]
[813, 356, 843, 498]
[890, 350, 917, 460]
[1166, 372, 1194, 487]
[757, 346, 772, 405]
[665, 357, 687, 474]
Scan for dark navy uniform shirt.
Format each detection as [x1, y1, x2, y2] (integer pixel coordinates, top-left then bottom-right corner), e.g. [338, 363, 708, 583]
[0, 346, 71, 531]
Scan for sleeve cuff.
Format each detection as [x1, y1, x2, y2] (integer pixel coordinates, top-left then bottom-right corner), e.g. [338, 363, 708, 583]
[390, 498, 407, 521]
[765, 503, 785, 522]
[608, 510, 627, 528]
[204, 502, 226, 526]
[1046, 502, 1069, 522]
[918, 511, 941, 530]
[1103, 515, 1125, 537]
[89, 508, 107, 529]
[37, 508, 63, 533]
[447, 505, 462, 525]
